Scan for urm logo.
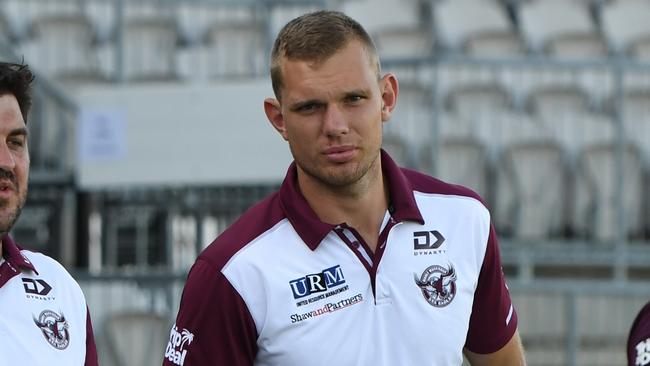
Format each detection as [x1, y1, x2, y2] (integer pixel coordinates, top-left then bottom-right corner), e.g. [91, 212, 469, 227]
[289, 265, 345, 299]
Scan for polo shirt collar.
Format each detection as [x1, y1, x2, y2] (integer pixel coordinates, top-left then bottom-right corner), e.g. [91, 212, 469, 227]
[1, 234, 37, 273]
[279, 149, 424, 251]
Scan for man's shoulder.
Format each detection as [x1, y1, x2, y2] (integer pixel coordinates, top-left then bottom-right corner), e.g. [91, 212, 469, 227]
[197, 191, 287, 271]
[401, 167, 487, 207]
[19, 249, 84, 290]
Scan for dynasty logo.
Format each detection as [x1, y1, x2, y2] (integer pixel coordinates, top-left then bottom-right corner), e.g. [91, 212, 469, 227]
[413, 230, 446, 256]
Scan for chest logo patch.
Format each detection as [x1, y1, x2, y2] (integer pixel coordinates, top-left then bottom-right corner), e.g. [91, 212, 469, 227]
[414, 264, 457, 307]
[33, 310, 70, 350]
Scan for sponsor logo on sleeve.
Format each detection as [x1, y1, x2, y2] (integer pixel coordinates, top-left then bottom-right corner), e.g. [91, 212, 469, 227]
[289, 265, 349, 307]
[636, 338, 650, 366]
[33, 310, 70, 350]
[165, 324, 194, 366]
[413, 230, 446, 256]
[414, 264, 457, 307]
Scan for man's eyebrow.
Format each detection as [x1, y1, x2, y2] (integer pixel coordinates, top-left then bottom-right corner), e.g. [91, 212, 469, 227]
[289, 99, 323, 111]
[9, 127, 28, 137]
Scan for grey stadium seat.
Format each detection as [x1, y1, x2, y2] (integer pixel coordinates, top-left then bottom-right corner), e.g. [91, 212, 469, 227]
[433, 0, 523, 57]
[601, 0, 650, 56]
[519, 0, 605, 59]
[501, 141, 567, 240]
[574, 142, 645, 241]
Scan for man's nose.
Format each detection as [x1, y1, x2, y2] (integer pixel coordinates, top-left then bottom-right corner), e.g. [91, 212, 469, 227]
[0, 142, 16, 171]
[323, 104, 349, 137]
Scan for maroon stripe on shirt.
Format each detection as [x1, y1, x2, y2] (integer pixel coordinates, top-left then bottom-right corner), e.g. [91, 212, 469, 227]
[85, 307, 99, 366]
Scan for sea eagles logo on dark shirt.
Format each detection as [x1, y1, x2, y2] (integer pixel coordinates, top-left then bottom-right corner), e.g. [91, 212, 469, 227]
[33, 310, 70, 350]
[636, 338, 650, 366]
[414, 264, 457, 307]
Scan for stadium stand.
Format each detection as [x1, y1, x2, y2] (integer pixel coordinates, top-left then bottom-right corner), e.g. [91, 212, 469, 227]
[19, 14, 101, 81]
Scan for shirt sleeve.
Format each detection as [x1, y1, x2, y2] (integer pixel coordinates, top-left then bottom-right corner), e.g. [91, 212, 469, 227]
[163, 258, 258, 366]
[628, 301, 650, 366]
[464, 223, 518, 354]
[85, 307, 99, 366]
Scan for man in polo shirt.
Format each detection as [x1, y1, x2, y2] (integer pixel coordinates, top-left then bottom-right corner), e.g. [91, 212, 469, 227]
[165, 10, 526, 366]
[629, 301, 650, 366]
[0, 62, 98, 365]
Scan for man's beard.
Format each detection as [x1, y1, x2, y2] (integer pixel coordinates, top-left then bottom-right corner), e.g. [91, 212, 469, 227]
[0, 167, 27, 236]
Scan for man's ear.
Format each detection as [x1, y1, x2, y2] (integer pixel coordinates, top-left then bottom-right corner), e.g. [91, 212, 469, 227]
[264, 98, 288, 141]
[380, 73, 399, 122]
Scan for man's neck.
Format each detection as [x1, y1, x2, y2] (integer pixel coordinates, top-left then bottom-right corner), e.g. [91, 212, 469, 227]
[298, 163, 389, 252]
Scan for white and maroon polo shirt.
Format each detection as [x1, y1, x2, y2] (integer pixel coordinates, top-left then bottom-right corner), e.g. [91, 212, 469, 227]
[629, 301, 650, 366]
[165, 150, 517, 366]
[0, 235, 98, 365]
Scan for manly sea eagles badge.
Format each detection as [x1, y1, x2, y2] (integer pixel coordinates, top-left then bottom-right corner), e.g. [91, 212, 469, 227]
[33, 310, 70, 350]
[414, 264, 457, 307]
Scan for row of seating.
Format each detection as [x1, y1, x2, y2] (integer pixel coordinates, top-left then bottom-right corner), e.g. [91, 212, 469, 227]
[3, 0, 650, 82]
[384, 82, 650, 242]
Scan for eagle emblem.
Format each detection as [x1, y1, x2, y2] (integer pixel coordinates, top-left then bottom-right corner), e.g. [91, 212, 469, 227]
[414, 264, 457, 307]
[33, 310, 70, 350]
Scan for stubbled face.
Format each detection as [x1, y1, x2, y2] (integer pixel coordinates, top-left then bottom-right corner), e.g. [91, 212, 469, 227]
[266, 40, 396, 191]
[0, 94, 29, 235]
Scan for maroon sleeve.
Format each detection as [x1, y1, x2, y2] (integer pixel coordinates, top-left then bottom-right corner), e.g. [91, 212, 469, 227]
[162, 259, 258, 366]
[464, 224, 518, 354]
[628, 301, 650, 366]
[85, 307, 99, 366]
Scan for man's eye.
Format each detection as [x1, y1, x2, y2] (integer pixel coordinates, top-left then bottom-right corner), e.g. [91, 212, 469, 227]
[8, 139, 24, 148]
[346, 95, 363, 103]
[298, 104, 318, 113]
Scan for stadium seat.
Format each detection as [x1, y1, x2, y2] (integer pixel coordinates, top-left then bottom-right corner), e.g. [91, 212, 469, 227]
[601, 0, 650, 56]
[19, 14, 101, 81]
[104, 311, 170, 366]
[574, 142, 645, 241]
[428, 137, 490, 202]
[433, 0, 522, 57]
[382, 133, 416, 169]
[268, 4, 322, 40]
[373, 27, 435, 60]
[527, 85, 614, 157]
[202, 21, 266, 79]
[341, 0, 422, 35]
[501, 141, 567, 239]
[518, 0, 605, 59]
[102, 18, 179, 81]
[175, 3, 256, 45]
[0, 10, 11, 43]
[385, 82, 435, 148]
[512, 292, 567, 354]
[620, 89, 650, 156]
[445, 82, 512, 120]
[3, 0, 82, 41]
[630, 35, 650, 61]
